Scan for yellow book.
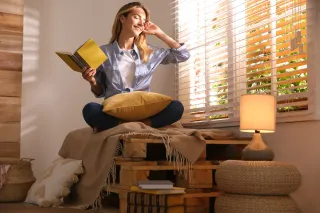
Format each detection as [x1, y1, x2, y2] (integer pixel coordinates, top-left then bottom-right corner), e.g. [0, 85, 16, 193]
[55, 38, 108, 73]
[130, 186, 186, 195]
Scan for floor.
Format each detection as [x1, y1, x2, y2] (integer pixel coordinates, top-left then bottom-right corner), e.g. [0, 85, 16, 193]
[0, 203, 119, 213]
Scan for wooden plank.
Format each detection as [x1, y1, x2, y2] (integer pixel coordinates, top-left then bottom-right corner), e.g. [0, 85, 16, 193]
[0, 52, 22, 71]
[119, 170, 149, 186]
[115, 161, 157, 166]
[0, 142, 19, 158]
[158, 160, 214, 165]
[0, 0, 24, 15]
[0, 30, 23, 53]
[124, 138, 251, 145]
[0, 97, 21, 122]
[205, 139, 250, 145]
[0, 70, 21, 96]
[123, 142, 146, 158]
[120, 164, 219, 171]
[114, 157, 145, 162]
[0, 123, 20, 142]
[184, 191, 221, 198]
[0, 12, 23, 33]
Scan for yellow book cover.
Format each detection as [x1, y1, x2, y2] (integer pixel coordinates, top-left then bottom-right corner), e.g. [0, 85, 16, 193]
[130, 186, 185, 195]
[55, 38, 108, 73]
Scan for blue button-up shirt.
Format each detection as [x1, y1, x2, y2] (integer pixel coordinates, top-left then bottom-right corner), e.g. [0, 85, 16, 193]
[93, 40, 190, 99]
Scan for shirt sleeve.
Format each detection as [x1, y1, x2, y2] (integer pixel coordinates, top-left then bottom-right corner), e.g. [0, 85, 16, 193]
[91, 66, 106, 98]
[156, 43, 191, 65]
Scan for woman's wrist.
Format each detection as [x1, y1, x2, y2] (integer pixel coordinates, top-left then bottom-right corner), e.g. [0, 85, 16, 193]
[156, 32, 181, 49]
[155, 31, 166, 39]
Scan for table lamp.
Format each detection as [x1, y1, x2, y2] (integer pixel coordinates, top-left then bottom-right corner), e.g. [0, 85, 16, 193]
[240, 94, 276, 161]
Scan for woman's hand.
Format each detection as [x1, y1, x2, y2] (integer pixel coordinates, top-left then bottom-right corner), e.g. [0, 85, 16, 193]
[143, 21, 164, 37]
[82, 67, 96, 84]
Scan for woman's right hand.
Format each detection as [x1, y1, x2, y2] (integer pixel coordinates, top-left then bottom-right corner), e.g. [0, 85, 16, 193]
[82, 67, 96, 84]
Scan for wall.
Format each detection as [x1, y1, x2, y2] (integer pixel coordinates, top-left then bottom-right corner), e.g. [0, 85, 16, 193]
[21, 0, 175, 177]
[0, 0, 24, 158]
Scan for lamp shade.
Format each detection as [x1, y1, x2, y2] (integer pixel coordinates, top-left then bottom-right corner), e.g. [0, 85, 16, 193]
[240, 94, 276, 133]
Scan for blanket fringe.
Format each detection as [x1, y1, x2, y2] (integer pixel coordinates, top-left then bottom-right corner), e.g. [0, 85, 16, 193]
[80, 141, 123, 210]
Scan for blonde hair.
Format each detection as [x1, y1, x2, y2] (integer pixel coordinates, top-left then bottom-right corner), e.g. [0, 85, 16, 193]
[110, 2, 153, 63]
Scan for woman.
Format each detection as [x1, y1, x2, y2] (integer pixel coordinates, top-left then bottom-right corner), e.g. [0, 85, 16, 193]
[82, 2, 190, 133]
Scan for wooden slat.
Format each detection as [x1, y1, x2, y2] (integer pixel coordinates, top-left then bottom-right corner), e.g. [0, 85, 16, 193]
[0, 97, 21, 122]
[115, 161, 157, 166]
[276, 68, 307, 78]
[0, 51, 22, 71]
[0, 70, 21, 97]
[276, 61, 307, 71]
[0, 0, 24, 15]
[277, 76, 307, 85]
[0, 12, 23, 33]
[276, 26, 307, 37]
[0, 30, 23, 53]
[123, 138, 250, 145]
[247, 41, 271, 53]
[0, 123, 20, 142]
[205, 139, 250, 144]
[0, 142, 20, 158]
[247, 26, 270, 39]
[247, 34, 271, 46]
[120, 164, 219, 171]
[247, 56, 271, 65]
[276, 53, 307, 64]
[184, 191, 221, 198]
[247, 61, 271, 71]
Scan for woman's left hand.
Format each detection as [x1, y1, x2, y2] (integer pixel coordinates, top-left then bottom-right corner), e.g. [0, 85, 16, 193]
[143, 21, 164, 36]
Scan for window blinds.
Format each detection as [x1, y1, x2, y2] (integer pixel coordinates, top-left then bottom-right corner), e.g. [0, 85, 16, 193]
[174, 0, 309, 125]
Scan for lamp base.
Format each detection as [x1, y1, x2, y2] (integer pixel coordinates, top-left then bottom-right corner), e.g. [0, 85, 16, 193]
[242, 133, 274, 161]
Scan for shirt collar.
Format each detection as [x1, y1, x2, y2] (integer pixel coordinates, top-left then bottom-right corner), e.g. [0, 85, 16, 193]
[112, 40, 139, 56]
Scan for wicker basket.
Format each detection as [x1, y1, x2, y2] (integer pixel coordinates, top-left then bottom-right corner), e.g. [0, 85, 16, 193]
[0, 158, 36, 202]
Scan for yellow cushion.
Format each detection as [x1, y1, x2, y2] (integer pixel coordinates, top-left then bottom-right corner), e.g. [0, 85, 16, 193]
[102, 91, 173, 121]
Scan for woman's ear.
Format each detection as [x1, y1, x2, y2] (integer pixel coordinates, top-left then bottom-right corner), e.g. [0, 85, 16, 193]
[119, 15, 126, 24]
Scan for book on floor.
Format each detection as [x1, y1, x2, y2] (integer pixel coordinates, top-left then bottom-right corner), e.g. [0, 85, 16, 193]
[55, 38, 108, 73]
[137, 180, 174, 189]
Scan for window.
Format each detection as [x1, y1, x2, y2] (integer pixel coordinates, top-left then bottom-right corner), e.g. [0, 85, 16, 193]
[174, 0, 311, 126]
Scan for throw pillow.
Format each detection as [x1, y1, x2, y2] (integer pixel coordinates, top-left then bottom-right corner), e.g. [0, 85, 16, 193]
[102, 91, 173, 121]
[24, 157, 84, 207]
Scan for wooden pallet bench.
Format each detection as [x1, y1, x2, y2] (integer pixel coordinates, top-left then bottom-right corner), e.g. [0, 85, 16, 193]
[103, 137, 250, 213]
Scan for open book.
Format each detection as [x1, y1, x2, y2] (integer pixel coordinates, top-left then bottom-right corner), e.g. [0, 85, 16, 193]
[56, 38, 108, 73]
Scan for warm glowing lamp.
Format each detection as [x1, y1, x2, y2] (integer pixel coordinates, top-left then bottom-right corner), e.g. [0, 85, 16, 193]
[240, 94, 276, 161]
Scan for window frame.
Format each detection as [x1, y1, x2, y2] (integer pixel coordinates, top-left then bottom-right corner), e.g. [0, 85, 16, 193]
[174, 0, 319, 129]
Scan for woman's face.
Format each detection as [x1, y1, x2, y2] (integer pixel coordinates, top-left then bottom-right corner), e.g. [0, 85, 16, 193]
[120, 8, 146, 37]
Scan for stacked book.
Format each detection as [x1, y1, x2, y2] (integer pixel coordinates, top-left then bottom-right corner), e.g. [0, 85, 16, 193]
[127, 180, 185, 213]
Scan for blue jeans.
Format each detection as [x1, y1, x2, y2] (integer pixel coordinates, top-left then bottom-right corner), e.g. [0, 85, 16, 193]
[82, 100, 184, 131]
